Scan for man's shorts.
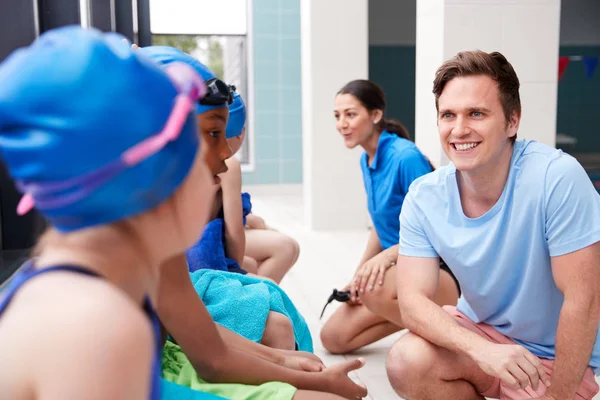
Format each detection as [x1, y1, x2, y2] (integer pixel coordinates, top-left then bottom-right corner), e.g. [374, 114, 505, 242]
[444, 306, 599, 400]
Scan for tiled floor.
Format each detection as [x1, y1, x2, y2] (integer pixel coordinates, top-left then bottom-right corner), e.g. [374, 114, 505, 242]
[248, 188, 600, 400]
[248, 189, 409, 400]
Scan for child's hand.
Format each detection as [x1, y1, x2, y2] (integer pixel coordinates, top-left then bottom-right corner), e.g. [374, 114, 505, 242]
[246, 214, 267, 230]
[321, 358, 368, 398]
[281, 354, 324, 372]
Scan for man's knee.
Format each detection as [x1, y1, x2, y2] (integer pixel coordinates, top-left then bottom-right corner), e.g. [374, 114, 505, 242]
[386, 333, 437, 395]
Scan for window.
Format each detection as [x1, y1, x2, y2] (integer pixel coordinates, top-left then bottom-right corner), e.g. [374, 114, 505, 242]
[150, 0, 251, 166]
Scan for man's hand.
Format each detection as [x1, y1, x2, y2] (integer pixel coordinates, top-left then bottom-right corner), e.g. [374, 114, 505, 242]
[471, 342, 550, 391]
[532, 396, 557, 400]
[321, 358, 368, 399]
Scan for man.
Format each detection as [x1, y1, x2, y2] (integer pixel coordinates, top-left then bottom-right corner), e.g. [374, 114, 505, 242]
[386, 50, 600, 400]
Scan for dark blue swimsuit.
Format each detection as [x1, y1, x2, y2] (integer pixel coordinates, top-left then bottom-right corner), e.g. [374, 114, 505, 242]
[0, 261, 161, 400]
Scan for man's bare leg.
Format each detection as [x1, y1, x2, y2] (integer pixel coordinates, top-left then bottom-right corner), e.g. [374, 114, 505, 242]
[386, 332, 495, 400]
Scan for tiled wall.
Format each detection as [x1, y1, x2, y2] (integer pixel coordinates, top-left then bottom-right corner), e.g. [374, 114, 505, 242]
[245, 0, 599, 184]
[243, 0, 303, 184]
[369, 46, 417, 138]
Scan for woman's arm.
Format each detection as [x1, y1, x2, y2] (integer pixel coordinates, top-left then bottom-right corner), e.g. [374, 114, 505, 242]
[220, 157, 245, 266]
[357, 228, 382, 269]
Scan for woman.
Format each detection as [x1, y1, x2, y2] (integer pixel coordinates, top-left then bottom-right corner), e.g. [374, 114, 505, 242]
[320, 79, 461, 354]
[0, 27, 212, 399]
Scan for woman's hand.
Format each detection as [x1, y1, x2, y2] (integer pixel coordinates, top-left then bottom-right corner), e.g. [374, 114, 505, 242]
[341, 282, 362, 305]
[350, 252, 396, 300]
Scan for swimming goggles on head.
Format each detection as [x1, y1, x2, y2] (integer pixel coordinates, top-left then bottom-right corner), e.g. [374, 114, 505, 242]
[16, 62, 207, 216]
[200, 78, 236, 106]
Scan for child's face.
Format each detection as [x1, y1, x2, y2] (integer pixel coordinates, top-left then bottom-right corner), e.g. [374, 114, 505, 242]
[197, 107, 233, 185]
[226, 128, 246, 155]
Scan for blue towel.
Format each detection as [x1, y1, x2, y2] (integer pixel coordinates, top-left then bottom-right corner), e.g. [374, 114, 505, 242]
[241, 192, 252, 226]
[186, 218, 247, 275]
[190, 269, 313, 352]
[160, 378, 226, 400]
[186, 219, 228, 273]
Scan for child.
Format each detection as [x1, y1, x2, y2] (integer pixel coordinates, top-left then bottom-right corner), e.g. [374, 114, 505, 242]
[223, 94, 301, 285]
[0, 27, 211, 399]
[140, 46, 369, 400]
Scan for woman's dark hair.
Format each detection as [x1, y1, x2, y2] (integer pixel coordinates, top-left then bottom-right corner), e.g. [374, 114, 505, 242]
[337, 79, 411, 141]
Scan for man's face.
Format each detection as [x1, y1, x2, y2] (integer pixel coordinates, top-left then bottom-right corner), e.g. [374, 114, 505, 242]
[196, 107, 233, 185]
[437, 75, 520, 174]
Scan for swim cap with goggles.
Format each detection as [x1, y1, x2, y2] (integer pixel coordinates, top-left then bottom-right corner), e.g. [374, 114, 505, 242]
[0, 26, 206, 232]
[140, 46, 236, 115]
[226, 92, 247, 139]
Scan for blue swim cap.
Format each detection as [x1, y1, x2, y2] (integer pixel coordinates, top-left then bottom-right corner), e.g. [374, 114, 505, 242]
[0, 26, 199, 232]
[226, 92, 246, 139]
[140, 46, 228, 115]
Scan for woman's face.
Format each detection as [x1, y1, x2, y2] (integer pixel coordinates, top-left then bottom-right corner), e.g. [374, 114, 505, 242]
[197, 107, 233, 185]
[333, 94, 379, 149]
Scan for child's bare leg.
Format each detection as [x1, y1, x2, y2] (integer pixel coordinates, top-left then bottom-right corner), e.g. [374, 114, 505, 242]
[260, 311, 295, 350]
[245, 229, 300, 283]
[242, 255, 258, 274]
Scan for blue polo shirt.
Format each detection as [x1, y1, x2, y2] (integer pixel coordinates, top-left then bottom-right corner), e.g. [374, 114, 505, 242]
[360, 131, 432, 250]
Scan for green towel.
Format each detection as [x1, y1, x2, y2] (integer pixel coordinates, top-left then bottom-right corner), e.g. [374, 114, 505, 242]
[162, 341, 297, 400]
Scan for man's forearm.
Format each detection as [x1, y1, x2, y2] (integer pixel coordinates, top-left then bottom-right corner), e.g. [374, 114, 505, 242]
[545, 297, 600, 399]
[400, 295, 490, 358]
[216, 324, 283, 365]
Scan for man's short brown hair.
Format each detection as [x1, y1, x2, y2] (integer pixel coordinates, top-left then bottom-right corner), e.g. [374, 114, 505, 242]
[433, 50, 521, 142]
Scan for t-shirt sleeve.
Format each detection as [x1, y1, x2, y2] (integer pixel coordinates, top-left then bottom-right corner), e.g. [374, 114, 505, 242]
[399, 189, 438, 258]
[545, 154, 600, 256]
[396, 149, 433, 195]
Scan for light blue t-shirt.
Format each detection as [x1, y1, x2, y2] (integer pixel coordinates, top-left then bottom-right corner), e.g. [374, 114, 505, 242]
[399, 139, 600, 368]
[360, 131, 432, 250]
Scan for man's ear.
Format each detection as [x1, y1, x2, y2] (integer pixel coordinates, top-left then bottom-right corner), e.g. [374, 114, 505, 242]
[508, 111, 521, 138]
